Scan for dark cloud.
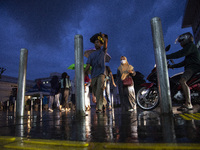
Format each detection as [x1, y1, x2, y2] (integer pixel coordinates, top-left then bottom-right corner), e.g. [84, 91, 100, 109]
[0, 0, 192, 80]
[2, 0, 79, 47]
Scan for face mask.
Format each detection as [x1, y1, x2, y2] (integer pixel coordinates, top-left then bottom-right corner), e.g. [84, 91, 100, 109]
[121, 60, 126, 64]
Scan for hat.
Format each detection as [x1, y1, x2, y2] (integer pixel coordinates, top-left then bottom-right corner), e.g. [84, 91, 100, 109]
[90, 32, 108, 44]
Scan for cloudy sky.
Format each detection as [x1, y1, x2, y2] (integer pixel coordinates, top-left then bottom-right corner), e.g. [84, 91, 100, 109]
[0, 0, 192, 81]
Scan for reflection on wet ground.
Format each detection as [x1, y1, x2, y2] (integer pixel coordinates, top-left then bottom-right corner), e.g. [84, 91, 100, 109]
[0, 105, 200, 144]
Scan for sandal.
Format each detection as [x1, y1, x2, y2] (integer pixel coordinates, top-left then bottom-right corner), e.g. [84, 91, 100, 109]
[177, 105, 193, 111]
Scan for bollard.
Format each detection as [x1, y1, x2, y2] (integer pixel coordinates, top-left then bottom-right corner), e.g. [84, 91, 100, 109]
[151, 17, 172, 114]
[74, 35, 85, 116]
[30, 99, 33, 113]
[7, 100, 9, 110]
[14, 100, 16, 112]
[16, 117, 24, 137]
[40, 93, 42, 112]
[161, 114, 176, 143]
[16, 48, 28, 117]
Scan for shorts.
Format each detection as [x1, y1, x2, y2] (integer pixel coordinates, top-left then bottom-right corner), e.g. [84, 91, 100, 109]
[181, 69, 195, 81]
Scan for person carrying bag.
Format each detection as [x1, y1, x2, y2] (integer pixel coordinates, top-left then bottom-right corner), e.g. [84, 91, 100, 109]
[117, 56, 136, 112]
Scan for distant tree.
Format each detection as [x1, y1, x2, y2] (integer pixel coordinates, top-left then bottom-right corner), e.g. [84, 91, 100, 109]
[132, 71, 146, 94]
[0, 67, 6, 79]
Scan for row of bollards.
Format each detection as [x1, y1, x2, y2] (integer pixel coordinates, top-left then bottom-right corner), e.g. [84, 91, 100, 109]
[15, 36, 86, 118]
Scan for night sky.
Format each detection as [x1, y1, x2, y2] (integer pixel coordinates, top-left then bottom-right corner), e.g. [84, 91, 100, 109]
[0, 0, 192, 81]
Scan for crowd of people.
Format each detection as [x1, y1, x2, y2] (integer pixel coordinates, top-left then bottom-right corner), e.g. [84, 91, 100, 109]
[46, 32, 137, 113]
[48, 72, 72, 112]
[47, 31, 200, 113]
[84, 32, 137, 113]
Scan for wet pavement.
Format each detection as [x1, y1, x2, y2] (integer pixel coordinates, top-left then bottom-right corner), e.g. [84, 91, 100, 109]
[0, 104, 200, 149]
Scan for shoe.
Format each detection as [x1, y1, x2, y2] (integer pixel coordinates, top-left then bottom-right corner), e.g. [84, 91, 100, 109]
[66, 108, 71, 112]
[48, 108, 53, 112]
[60, 108, 65, 112]
[128, 109, 134, 112]
[177, 105, 193, 111]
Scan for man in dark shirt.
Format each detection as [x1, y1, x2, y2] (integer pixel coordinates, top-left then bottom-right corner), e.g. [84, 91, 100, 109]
[167, 32, 200, 110]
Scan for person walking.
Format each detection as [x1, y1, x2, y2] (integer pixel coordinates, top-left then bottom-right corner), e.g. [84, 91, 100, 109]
[117, 56, 136, 112]
[48, 75, 62, 112]
[60, 72, 71, 111]
[104, 66, 116, 110]
[84, 32, 108, 113]
[167, 32, 200, 111]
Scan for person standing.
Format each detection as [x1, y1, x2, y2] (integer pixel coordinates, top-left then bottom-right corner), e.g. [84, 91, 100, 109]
[48, 75, 61, 112]
[60, 72, 71, 111]
[167, 32, 200, 111]
[117, 56, 136, 112]
[84, 32, 108, 113]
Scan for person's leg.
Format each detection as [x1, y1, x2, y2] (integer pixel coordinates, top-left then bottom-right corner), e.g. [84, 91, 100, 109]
[123, 86, 131, 111]
[91, 78, 97, 97]
[48, 95, 54, 111]
[118, 85, 125, 111]
[87, 86, 91, 109]
[127, 85, 136, 111]
[106, 81, 111, 108]
[96, 75, 105, 111]
[179, 78, 192, 108]
[60, 89, 64, 109]
[91, 77, 97, 109]
[85, 85, 90, 110]
[64, 89, 70, 110]
[178, 69, 194, 110]
[55, 93, 61, 109]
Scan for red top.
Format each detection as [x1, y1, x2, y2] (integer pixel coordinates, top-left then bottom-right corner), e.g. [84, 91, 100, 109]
[84, 75, 90, 83]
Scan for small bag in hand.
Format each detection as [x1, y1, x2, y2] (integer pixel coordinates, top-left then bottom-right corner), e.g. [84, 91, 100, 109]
[123, 76, 133, 86]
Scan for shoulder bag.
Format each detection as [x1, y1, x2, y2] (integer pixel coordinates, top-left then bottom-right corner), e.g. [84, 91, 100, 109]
[122, 76, 133, 86]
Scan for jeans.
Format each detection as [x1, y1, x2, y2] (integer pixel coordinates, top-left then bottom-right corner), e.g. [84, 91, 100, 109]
[48, 93, 60, 109]
[104, 80, 112, 107]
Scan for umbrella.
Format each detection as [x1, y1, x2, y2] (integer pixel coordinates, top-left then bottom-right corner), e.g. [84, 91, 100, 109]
[68, 64, 92, 70]
[84, 48, 111, 62]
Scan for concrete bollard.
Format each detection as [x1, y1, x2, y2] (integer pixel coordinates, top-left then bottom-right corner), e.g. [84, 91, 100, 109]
[161, 114, 176, 143]
[74, 35, 85, 116]
[150, 17, 172, 114]
[16, 48, 28, 117]
[40, 93, 42, 112]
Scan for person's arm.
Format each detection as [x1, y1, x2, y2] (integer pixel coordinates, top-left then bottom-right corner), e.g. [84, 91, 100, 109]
[102, 34, 108, 50]
[129, 69, 136, 76]
[169, 60, 185, 69]
[110, 72, 116, 87]
[167, 44, 193, 59]
[84, 64, 91, 75]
